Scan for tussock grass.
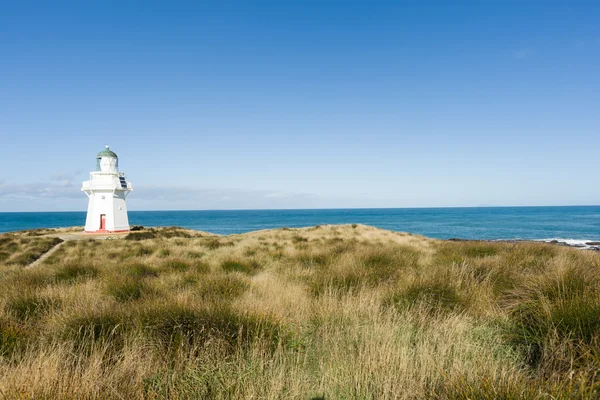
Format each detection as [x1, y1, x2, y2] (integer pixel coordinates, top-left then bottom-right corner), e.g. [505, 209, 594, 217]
[505, 263, 600, 372]
[125, 227, 204, 241]
[196, 274, 249, 301]
[160, 258, 191, 272]
[0, 225, 599, 398]
[122, 262, 159, 278]
[5, 292, 60, 320]
[105, 277, 148, 302]
[0, 235, 62, 265]
[221, 258, 261, 274]
[386, 280, 466, 315]
[54, 262, 98, 283]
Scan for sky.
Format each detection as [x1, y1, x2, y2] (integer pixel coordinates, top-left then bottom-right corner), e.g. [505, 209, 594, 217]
[0, 1, 599, 211]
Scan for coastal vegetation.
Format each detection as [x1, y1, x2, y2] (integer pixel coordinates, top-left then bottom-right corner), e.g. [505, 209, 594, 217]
[0, 225, 599, 398]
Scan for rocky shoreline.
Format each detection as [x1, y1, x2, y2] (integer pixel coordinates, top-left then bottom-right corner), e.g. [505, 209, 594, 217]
[448, 238, 600, 251]
[543, 240, 600, 250]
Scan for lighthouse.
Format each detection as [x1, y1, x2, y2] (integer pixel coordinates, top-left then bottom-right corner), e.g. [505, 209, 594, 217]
[81, 145, 132, 233]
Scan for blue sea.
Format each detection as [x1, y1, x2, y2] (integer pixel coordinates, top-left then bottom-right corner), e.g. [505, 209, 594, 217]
[1, 207, 599, 243]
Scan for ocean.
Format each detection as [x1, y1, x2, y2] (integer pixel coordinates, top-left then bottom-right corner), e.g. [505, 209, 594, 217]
[1, 207, 599, 244]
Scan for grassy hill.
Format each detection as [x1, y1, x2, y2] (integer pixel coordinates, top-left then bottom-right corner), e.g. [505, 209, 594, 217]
[1, 225, 599, 399]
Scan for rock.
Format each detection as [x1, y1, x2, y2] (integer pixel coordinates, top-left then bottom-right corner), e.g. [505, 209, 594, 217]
[548, 240, 569, 246]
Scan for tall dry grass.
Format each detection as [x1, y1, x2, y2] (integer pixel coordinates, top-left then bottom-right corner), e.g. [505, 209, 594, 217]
[0, 225, 599, 398]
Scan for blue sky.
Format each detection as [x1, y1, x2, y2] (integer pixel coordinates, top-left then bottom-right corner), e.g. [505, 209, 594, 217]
[1, 1, 598, 211]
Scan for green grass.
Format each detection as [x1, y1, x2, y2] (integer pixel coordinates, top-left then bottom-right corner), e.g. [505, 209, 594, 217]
[0, 236, 63, 265]
[125, 227, 198, 241]
[59, 311, 127, 355]
[106, 277, 148, 302]
[195, 274, 249, 301]
[221, 258, 261, 274]
[1, 225, 599, 398]
[5, 293, 60, 320]
[506, 266, 600, 370]
[54, 262, 99, 283]
[387, 280, 466, 314]
[123, 262, 159, 278]
[0, 318, 27, 358]
[161, 259, 191, 272]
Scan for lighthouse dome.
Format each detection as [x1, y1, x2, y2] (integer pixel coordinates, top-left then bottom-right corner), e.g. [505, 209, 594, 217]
[97, 145, 118, 159]
[96, 145, 119, 173]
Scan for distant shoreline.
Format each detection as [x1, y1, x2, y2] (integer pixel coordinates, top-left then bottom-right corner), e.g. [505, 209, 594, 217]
[448, 237, 600, 251]
[2, 224, 599, 251]
[2, 206, 599, 242]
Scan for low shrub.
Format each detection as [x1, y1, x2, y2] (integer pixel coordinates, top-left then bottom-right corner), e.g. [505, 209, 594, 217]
[125, 231, 157, 241]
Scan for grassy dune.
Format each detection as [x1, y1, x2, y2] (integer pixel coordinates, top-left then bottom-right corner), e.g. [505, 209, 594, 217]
[0, 225, 599, 399]
[0, 233, 63, 266]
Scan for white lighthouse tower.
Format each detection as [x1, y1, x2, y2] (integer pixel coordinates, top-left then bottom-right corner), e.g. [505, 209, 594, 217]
[81, 145, 132, 233]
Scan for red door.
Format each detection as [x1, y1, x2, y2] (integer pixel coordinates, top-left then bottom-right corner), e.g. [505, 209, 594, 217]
[100, 214, 106, 230]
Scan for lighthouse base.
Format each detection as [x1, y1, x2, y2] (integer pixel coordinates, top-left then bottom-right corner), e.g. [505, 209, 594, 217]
[84, 191, 131, 233]
[84, 229, 130, 234]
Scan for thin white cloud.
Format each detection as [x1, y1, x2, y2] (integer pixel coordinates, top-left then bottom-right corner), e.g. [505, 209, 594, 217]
[113, 184, 321, 209]
[0, 181, 81, 200]
[264, 192, 289, 199]
[50, 170, 82, 182]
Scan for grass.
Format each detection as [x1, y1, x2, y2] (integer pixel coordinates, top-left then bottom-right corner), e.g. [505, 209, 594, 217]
[106, 277, 148, 302]
[0, 224, 599, 398]
[0, 319, 27, 358]
[5, 292, 60, 320]
[0, 235, 63, 265]
[54, 262, 99, 283]
[221, 258, 261, 274]
[386, 280, 466, 314]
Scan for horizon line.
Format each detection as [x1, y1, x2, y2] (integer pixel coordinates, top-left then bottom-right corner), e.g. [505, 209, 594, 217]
[1, 204, 599, 213]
